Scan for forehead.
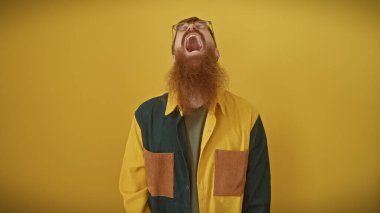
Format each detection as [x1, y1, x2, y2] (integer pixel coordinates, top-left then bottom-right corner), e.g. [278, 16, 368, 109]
[177, 17, 204, 24]
[177, 20, 205, 26]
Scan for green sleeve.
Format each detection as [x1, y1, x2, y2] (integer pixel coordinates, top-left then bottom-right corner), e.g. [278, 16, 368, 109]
[242, 115, 271, 213]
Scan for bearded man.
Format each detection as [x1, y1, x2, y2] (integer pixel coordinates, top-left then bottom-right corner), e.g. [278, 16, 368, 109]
[119, 17, 271, 213]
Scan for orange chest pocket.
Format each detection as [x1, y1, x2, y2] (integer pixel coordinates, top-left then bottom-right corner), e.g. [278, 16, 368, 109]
[143, 148, 174, 198]
[213, 149, 249, 196]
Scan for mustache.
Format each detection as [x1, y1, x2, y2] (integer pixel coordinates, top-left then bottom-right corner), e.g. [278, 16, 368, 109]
[181, 29, 206, 47]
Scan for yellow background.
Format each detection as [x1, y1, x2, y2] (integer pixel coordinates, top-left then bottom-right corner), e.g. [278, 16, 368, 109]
[0, 0, 379, 212]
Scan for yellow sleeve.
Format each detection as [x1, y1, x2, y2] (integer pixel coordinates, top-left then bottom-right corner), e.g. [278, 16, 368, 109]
[119, 116, 151, 213]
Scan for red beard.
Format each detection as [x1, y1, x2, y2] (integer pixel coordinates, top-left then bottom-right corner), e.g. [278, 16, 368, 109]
[167, 46, 227, 115]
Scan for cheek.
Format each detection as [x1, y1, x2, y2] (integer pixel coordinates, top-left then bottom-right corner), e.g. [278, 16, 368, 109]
[174, 34, 184, 48]
[175, 38, 181, 48]
[200, 32, 215, 47]
[204, 35, 215, 46]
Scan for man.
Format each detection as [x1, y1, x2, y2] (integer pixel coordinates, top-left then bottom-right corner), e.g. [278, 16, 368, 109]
[119, 17, 271, 213]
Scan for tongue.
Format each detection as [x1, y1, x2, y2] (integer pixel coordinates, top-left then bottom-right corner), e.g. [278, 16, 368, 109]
[187, 36, 201, 52]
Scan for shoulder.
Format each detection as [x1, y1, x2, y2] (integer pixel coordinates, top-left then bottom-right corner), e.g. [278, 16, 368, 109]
[134, 92, 168, 120]
[222, 90, 260, 126]
[222, 90, 259, 114]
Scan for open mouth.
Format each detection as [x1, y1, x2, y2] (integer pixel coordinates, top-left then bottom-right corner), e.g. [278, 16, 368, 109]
[185, 34, 203, 53]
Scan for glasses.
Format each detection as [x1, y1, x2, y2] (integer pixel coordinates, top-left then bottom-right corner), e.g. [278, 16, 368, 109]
[171, 20, 214, 40]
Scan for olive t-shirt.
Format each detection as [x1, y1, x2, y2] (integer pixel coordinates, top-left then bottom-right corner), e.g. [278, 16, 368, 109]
[183, 106, 208, 213]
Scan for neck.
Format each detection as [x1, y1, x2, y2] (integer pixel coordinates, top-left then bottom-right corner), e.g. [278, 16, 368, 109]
[189, 93, 205, 109]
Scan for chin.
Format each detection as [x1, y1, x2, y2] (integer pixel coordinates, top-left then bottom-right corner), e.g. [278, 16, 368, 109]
[185, 49, 205, 57]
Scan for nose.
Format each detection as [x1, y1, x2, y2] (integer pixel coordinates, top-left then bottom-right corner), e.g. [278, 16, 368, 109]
[187, 23, 196, 31]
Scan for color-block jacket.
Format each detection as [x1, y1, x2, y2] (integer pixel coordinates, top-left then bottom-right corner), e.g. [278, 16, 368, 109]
[119, 90, 271, 213]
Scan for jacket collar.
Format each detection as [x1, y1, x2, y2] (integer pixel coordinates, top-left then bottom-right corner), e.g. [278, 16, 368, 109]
[165, 90, 226, 116]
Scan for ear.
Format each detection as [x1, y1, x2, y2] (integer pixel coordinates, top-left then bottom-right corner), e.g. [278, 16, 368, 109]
[172, 54, 176, 64]
[214, 48, 220, 61]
